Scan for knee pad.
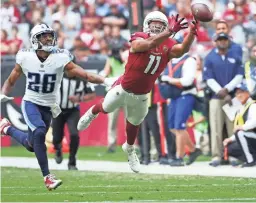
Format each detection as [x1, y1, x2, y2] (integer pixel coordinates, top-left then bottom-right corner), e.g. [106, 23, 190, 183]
[33, 127, 47, 144]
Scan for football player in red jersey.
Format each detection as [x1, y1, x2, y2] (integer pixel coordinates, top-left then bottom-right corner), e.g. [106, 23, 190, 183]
[78, 11, 198, 173]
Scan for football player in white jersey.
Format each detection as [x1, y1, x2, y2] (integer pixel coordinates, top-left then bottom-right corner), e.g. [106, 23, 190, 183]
[0, 23, 110, 190]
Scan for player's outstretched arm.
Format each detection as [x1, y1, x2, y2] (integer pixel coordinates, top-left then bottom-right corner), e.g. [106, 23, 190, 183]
[65, 61, 105, 84]
[168, 20, 197, 59]
[1, 64, 23, 95]
[131, 14, 188, 53]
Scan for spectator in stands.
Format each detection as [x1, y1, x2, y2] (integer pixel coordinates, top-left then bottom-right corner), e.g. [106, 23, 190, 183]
[223, 81, 256, 167]
[0, 0, 21, 31]
[109, 26, 127, 50]
[82, 5, 102, 29]
[95, 0, 110, 17]
[9, 25, 23, 54]
[0, 29, 11, 55]
[52, 4, 81, 31]
[23, 0, 42, 31]
[52, 20, 67, 49]
[74, 22, 95, 50]
[203, 33, 244, 167]
[102, 3, 127, 28]
[102, 24, 112, 43]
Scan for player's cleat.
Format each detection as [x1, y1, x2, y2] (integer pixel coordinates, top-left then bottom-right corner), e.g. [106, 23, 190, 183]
[241, 161, 256, 167]
[0, 118, 11, 137]
[44, 174, 62, 190]
[122, 143, 140, 173]
[77, 106, 98, 130]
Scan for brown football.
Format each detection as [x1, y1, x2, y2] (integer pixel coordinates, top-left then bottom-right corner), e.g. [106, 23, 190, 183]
[191, 3, 213, 22]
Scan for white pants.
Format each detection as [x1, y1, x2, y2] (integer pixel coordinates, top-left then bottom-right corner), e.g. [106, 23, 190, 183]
[236, 131, 256, 163]
[103, 85, 149, 126]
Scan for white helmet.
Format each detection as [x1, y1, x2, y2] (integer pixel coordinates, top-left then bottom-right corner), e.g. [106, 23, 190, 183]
[30, 23, 57, 52]
[143, 11, 168, 35]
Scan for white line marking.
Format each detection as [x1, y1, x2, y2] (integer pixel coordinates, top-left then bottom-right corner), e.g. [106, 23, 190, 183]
[2, 183, 256, 189]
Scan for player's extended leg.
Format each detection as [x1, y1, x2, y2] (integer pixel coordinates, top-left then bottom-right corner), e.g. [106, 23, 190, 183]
[77, 85, 125, 130]
[21, 100, 62, 190]
[0, 118, 34, 152]
[66, 108, 80, 170]
[122, 94, 149, 173]
[52, 112, 66, 164]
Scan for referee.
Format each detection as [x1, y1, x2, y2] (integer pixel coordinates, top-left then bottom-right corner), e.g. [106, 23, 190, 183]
[53, 71, 96, 170]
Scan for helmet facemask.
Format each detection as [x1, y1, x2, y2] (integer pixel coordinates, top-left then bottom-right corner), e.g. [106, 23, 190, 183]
[32, 31, 57, 52]
[148, 20, 167, 35]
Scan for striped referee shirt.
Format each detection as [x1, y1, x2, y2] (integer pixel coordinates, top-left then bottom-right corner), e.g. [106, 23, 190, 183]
[57, 74, 95, 109]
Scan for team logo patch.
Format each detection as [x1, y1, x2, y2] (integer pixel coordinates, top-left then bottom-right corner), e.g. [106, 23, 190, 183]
[163, 45, 168, 53]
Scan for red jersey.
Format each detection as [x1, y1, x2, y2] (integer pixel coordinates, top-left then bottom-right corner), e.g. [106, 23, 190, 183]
[121, 32, 177, 94]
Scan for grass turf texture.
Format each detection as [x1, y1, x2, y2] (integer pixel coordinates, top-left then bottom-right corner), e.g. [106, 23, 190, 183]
[1, 146, 211, 162]
[1, 167, 256, 202]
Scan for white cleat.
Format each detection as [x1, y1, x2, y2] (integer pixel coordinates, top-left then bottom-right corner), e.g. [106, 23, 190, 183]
[77, 106, 98, 131]
[44, 174, 62, 191]
[0, 118, 11, 137]
[122, 142, 140, 173]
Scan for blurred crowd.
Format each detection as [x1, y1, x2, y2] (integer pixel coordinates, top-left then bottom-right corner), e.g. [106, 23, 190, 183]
[1, 0, 256, 60]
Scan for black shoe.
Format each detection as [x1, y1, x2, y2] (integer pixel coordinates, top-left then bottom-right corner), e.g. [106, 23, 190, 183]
[68, 164, 78, 170]
[187, 148, 202, 165]
[55, 150, 63, 164]
[242, 161, 256, 167]
[106, 147, 115, 153]
[209, 160, 221, 167]
[141, 159, 150, 165]
[159, 157, 175, 165]
[170, 158, 185, 167]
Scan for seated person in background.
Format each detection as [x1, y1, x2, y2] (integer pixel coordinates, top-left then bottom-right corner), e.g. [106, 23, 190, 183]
[223, 81, 256, 167]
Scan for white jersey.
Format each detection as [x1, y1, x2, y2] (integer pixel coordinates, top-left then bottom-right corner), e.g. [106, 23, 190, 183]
[16, 48, 73, 107]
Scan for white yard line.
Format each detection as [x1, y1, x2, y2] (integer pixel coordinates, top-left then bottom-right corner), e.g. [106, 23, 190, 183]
[1, 157, 256, 178]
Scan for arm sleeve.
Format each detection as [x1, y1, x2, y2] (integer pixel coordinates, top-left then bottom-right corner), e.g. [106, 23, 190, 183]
[224, 75, 243, 92]
[206, 79, 222, 93]
[180, 57, 196, 86]
[242, 104, 256, 131]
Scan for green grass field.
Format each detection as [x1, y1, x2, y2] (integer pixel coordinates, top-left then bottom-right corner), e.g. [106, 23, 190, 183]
[2, 167, 256, 202]
[1, 146, 256, 202]
[1, 146, 211, 162]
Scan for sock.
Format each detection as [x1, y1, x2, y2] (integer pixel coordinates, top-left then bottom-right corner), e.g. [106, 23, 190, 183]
[7, 127, 34, 152]
[33, 127, 50, 177]
[3, 126, 10, 134]
[126, 120, 140, 145]
[69, 135, 80, 166]
[92, 100, 107, 115]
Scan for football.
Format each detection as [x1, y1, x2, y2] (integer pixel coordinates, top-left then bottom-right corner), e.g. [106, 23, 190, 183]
[191, 3, 213, 22]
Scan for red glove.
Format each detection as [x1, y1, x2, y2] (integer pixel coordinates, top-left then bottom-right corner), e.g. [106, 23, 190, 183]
[169, 14, 188, 35]
[190, 18, 199, 36]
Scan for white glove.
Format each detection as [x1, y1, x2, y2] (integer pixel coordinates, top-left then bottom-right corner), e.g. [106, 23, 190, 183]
[0, 94, 14, 103]
[104, 77, 118, 87]
[161, 75, 171, 83]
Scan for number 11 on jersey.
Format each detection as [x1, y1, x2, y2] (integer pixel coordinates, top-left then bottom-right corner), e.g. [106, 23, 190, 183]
[144, 55, 161, 75]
